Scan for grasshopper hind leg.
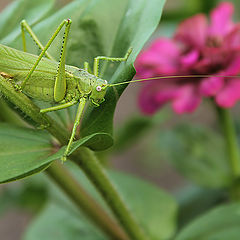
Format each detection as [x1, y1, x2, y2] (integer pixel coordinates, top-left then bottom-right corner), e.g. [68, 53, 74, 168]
[20, 20, 55, 60]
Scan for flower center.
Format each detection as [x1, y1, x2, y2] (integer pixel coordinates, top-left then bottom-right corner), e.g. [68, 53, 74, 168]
[206, 36, 223, 48]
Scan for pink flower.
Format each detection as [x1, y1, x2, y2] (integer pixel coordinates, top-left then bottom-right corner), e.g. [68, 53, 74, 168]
[135, 2, 240, 114]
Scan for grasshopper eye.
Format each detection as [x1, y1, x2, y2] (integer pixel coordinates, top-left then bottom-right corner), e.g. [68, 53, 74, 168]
[96, 86, 102, 92]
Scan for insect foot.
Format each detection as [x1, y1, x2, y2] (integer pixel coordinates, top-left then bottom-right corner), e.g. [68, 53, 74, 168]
[61, 154, 67, 162]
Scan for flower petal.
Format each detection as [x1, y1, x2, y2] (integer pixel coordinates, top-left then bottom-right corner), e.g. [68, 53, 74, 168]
[150, 38, 180, 56]
[199, 76, 224, 96]
[216, 78, 240, 107]
[175, 14, 208, 48]
[172, 85, 201, 114]
[224, 24, 240, 50]
[223, 56, 240, 75]
[180, 49, 199, 68]
[208, 2, 234, 37]
[138, 80, 179, 114]
[135, 38, 180, 76]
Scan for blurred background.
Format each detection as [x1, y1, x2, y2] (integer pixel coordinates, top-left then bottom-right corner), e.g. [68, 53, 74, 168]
[1, 0, 240, 239]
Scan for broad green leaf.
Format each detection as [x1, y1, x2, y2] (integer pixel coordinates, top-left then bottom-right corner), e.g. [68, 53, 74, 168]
[24, 202, 107, 240]
[0, 123, 112, 183]
[7, 0, 165, 151]
[52, 132, 113, 158]
[8, 0, 123, 60]
[110, 171, 178, 239]
[175, 203, 240, 240]
[0, 0, 55, 42]
[0, 123, 53, 183]
[156, 124, 232, 188]
[80, 0, 166, 145]
[37, 167, 178, 240]
[175, 185, 225, 228]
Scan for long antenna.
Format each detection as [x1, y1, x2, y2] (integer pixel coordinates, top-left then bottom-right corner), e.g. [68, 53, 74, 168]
[108, 74, 240, 87]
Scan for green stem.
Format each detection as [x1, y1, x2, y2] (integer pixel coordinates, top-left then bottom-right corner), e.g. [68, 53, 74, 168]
[0, 99, 27, 126]
[216, 106, 240, 178]
[46, 162, 129, 240]
[72, 148, 149, 240]
[0, 77, 148, 240]
[0, 76, 128, 240]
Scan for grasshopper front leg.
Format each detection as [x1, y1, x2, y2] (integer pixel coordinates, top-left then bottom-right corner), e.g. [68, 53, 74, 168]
[39, 98, 86, 161]
[93, 47, 133, 77]
[62, 97, 87, 161]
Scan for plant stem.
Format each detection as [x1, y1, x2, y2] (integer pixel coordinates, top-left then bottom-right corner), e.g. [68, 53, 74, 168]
[0, 77, 128, 240]
[0, 76, 148, 240]
[72, 147, 149, 240]
[216, 106, 240, 178]
[0, 99, 27, 126]
[46, 162, 129, 240]
[0, 77, 69, 143]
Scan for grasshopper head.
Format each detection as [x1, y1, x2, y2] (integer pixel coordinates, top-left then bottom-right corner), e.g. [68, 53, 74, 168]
[90, 79, 109, 106]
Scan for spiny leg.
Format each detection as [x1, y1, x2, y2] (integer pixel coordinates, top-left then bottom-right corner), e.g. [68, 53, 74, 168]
[54, 19, 72, 102]
[62, 97, 87, 161]
[40, 100, 77, 113]
[21, 19, 72, 89]
[21, 20, 55, 61]
[93, 47, 133, 77]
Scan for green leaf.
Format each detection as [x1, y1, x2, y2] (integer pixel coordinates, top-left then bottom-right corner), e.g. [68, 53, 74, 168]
[52, 132, 113, 158]
[0, 123, 53, 183]
[24, 202, 107, 240]
[80, 65, 136, 144]
[110, 171, 178, 239]
[175, 203, 240, 240]
[34, 167, 177, 240]
[0, 0, 55, 43]
[0, 123, 114, 183]
[80, 0, 166, 144]
[175, 185, 225, 228]
[7, 0, 165, 151]
[156, 124, 232, 188]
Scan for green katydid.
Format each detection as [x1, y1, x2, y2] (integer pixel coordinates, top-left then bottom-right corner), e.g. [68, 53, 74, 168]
[0, 19, 237, 161]
[0, 19, 132, 161]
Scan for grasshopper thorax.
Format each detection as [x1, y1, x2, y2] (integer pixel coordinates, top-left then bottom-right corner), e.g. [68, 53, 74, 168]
[90, 78, 108, 106]
[68, 68, 108, 106]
